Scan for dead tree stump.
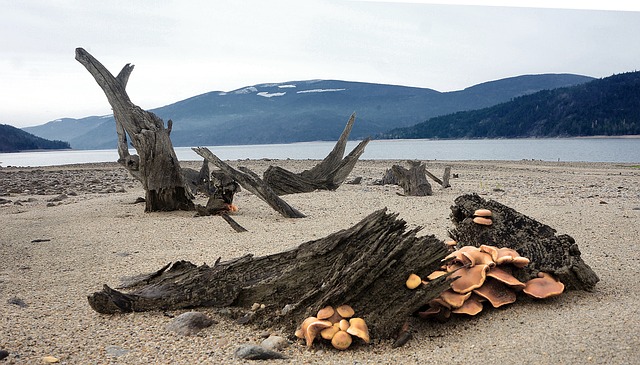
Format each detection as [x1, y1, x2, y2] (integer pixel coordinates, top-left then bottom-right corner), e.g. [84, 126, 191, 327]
[391, 161, 433, 196]
[264, 113, 370, 195]
[449, 193, 599, 290]
[75, 48, 193, 212]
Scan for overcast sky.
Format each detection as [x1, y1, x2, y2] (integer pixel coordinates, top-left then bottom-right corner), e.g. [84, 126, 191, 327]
[2, 0, 640, 128]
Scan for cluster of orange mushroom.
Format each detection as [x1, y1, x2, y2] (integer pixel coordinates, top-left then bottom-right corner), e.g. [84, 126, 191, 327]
[295, 304, 370, 350]
[407, 243, 565, 320]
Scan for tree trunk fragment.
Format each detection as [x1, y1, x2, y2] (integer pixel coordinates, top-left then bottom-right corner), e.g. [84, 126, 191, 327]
[87, 208, 452, 340]
[192, 147, 305, 219]
[263, 113, 370, 195]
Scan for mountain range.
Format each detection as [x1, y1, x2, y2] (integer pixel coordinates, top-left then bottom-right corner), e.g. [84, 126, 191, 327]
[384, 71, 640, 139]
[23, 74, 594, 150]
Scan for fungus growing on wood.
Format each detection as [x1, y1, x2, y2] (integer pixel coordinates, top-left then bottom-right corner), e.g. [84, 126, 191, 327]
[336, 304, 355, 318]
[473, 216, 493, 225]
[450, 264, 489, 294]
[451, 294, 484, 315]
[295, 304, 369, 350]
[331, 330, 352, 350]
[523, 272, 565, 299]
[473, 278, 517, 308]
[304, 320, 332, 347]
[346, 317, 370, 343]
[406, 273, 422, 289]
[474, 209, 492, 217]
[317, 305, 335, 320]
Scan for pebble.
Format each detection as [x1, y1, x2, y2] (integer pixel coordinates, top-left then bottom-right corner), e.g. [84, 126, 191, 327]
[261, 335, 289, 351]
[165, 311, 216, 336]
[0, 350, 8, 360]
[105, 345, 129, 357]
[234, 344, 287, 360]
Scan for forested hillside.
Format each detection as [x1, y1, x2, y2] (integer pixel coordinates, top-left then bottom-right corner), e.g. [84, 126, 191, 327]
[383, 71, 640, 139]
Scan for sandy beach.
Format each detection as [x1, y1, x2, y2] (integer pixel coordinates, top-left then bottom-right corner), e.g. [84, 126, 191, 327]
[1, 159, 639, 364]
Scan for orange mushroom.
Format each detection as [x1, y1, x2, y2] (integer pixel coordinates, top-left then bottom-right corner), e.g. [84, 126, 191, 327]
[331, 330, 353, 350]
[451, 294, 484, 315]
[473, 216, 493, 225]
[406, 273, 422, 289]
[473, 209, 492, 217]
[450, 264, 489, 294]
[523, 272, 565, 299]
[346, 317, 370, 343]
[317, 305, 335, 320]
[440, 289, 472, 308]
[473, 277, 517, 308]
[304, 320, 333, 347]
[295, 316, 318, 339]
[336, 304, 355, 318]
[486, 265, 526, 290]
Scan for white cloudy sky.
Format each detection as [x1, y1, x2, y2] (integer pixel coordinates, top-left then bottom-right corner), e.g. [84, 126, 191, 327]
[2, 0, 640, 128]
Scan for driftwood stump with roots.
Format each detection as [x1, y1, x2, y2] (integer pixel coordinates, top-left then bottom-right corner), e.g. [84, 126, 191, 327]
[86, 194, 598, 343]
[75, 48, 193, 212]
[263, 113, 370, 195]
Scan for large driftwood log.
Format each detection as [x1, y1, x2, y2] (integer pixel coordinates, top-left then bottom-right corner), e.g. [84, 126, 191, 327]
[264, 113, 371, 195]
[449, 193, 599, 290]
[192, 147, 305, 219]
[87, 209, 451, 340]
[75, 48, 193, 212]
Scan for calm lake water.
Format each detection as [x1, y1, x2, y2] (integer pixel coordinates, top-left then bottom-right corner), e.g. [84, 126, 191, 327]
[1, 138, 639, 167]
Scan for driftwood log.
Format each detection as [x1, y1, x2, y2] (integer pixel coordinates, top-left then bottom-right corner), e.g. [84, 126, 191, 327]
[264, 113, 371, 195]
[192, 147, 305, 219]
[75, 48, 193, 212]
[87, 209, 452, 340]
[449, 193, 599, 290]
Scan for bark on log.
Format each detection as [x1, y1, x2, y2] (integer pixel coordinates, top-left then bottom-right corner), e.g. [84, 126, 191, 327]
[75, 48, 193, 212]
[87, 208, 452, 340]
[448, 193, 599, 291]
[192, 147, 305, 219]
[263, 113, 371, 195]
[391, 161, 433, 196]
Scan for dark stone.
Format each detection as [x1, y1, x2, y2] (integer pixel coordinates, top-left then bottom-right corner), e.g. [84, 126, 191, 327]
[7, 297, 28, 308]
[0, 349, 8, 360]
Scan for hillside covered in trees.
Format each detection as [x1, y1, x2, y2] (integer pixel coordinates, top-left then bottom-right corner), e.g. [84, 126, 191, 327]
[383, 71, 640, 139]
[0, 124, 70, 152]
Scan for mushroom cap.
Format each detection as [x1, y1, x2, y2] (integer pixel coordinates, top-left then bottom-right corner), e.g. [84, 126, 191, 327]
[450, 264, 489, 294]
[326, 311, 343, 324]
[486, 265, 526, 289]
[440, 289, 472, 308]
[304, 320, 333, 347]
[473, 277, 517, 308]
[511, 256, 531, 268]
[406, 273, 422, 289]
[339, 319, 350, 332]
[417, 304, 442, 319]
[445, 240, 457, 247]
[320, 324, 340, 340]
[296, 316, 318, 339]
[473, 216, 493, 225]
[523, 272, 565, 299]
[331, 330, 353, 350]
[336, 304, 355, 318]
[474, 209, 492, 217]
[479, 245, 499, 262]
[317, 305, 335, 320]
[451, 294, 484, 315]
[426, 270, 447, 281]
[461, 249, 495, 267]
[347, 317, 370, 343]
[494, 247, 522, 265]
